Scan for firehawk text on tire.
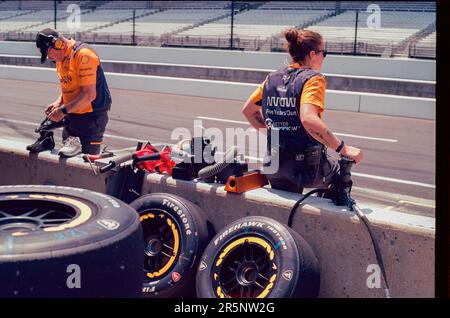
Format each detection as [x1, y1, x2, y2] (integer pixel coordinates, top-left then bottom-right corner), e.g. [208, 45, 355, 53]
[196, 216, 320, 298]
[130, 193, 214, 298]
[0, 185, 143, 298]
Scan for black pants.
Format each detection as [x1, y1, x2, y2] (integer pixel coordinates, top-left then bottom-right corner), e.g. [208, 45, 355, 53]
[62, 111, 109, 155]
[262, 151, 339, 194]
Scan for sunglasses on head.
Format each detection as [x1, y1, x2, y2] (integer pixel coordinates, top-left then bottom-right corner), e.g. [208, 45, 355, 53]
[316, 49, 327, 58]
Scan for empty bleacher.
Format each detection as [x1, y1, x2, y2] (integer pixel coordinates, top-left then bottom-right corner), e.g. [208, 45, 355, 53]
[93, 9, 228, 37]
[151, 1, 230, 10]
[0, 10, 74, 32]
[172, 8, 333, 50]
[97, 1, 153, 9]
[21, 9, 154, 33]
[411, 31, 436, 58]
[305, 10, 435, 55]
[0, 0, 86, 10]
[340, 1, 436, 12]
[0, 1, 436, 59]
[0, 10, 32, 21]
[258, 1, 337, 10]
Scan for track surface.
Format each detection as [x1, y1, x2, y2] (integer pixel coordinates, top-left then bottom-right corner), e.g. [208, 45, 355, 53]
[0, 79, 435, 217]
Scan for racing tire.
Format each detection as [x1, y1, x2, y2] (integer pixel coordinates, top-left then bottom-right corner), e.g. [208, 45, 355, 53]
[129, 193, 215, 298]
[0, 185, 143, 298]
[196, 216, 320, 298]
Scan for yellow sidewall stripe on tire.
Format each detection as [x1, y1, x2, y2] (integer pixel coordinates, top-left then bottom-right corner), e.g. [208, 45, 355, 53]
[140, 213, 155, 221]
[13, 195, 93, 233]
[215, 236, 274, 267]
[214, 236, 277, 298]
[146, 217, 180, 279]
[257, 274, 277, 298]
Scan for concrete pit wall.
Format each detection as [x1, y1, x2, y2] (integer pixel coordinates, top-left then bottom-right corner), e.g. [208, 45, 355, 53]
[0, 139, 435, 298]
[0, 54, 435, 98]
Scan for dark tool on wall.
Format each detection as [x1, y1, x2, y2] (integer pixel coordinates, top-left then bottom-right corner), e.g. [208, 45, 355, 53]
[171, 136, 216, 181]
[197, 146, 269, 193]
[26, 118, 66, 153]
[287, 157, 391, 298]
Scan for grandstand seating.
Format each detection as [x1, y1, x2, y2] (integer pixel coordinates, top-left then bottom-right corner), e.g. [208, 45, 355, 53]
[0, 1, 436, 58]
[340, 1, 436, 12]
[307, 10, 435, 52]
[151, 1, 230, 10]
[93, 9, 228, 36]
[0, 10, 74, 32]
[97, 1, 153, 9]
[96, 1, 230, 10]
[0, 0, 86, 10]
[411, 31, 436, 58]
[176, 9, 333, 39]
[258, 1, 337, 10]
[0, 10, 32, 21]
[21, 9, 154, 33]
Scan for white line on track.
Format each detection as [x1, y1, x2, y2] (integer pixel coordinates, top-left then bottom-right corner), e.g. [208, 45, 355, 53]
[0, 117, 432, 189]
[351, 172, 435, 189]
[216, 156, 434, 189]
[196, 116, 398, 143]
[0, 117, 148, 143]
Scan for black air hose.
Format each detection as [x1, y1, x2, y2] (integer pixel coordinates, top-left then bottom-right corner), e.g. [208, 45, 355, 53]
[197, 146, 238, 179]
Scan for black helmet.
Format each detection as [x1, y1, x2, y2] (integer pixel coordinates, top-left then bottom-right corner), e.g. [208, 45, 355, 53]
[35, 28, 59, 64]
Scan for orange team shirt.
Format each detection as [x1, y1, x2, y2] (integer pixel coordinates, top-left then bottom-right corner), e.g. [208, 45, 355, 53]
[249, 63, 326, 118]
[56, 39, 100, 114]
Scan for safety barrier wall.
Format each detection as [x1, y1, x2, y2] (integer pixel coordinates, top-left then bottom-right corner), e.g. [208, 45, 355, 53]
[0, 54, 435, 98]
[0, 139, 435, 298]
[0, 41, 436, 81]
[0, 65, 436, 119]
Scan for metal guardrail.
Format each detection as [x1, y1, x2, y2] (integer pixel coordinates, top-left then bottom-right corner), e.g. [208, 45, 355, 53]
[1, 30, 436, 59]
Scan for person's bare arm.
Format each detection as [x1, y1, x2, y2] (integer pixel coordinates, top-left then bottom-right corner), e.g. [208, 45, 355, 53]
[300, 103, 341, 149]
[45, 93, 63, 114]
[47, 85, 96, 122]
[241, 97, 267, 131]
[300, 103, 364, 163]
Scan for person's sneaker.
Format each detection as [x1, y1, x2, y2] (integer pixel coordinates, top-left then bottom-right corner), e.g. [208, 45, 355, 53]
[58, 136, 82, 157]
[26, 131, 55, 153]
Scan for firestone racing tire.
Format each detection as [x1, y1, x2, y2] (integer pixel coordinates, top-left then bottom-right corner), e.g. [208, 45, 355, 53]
[0, 185, 143, 298]
[130, 193, 215, 298]
[196, 216, 320, 298]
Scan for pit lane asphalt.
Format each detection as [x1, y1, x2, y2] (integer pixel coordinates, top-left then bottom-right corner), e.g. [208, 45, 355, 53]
[0, 78, 435, 217]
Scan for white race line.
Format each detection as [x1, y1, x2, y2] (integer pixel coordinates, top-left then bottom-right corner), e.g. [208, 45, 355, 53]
[197, 116, 249, 125]
[196, 116, 398, 143]
[217, 151, 434, 190]
[351, 172, 435, 189]
[0, 116, 432, 189]
[0, 117, 148, 143]
[0, 117, 37, 127]
[332, 132, 397, 143]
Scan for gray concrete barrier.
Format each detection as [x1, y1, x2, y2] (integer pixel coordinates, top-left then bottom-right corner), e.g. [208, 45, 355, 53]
[0, 41, 436, 81]
[0, 139, 435, 298]
[142, 174, 434, 298]
[0, 65, 436, 120]
[0, 54, 435, 98]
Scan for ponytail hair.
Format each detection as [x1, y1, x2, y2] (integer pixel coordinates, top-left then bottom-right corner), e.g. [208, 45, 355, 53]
[284, 28, 323, 63]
